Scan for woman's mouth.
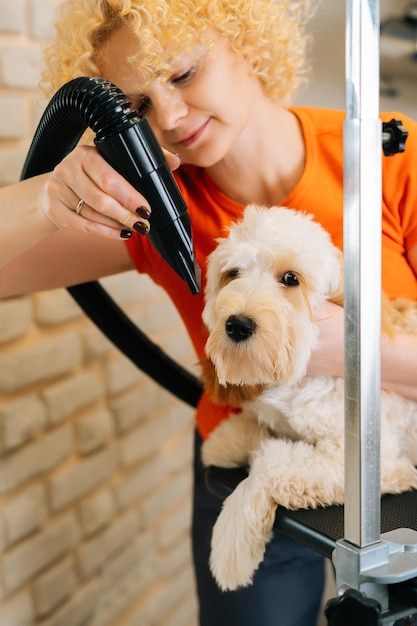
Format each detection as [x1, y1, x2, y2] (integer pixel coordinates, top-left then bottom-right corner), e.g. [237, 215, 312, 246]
[177, 119, 210, 148]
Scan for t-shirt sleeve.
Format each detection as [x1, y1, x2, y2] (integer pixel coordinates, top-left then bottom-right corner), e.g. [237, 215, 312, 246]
[382, 112, 417, 253]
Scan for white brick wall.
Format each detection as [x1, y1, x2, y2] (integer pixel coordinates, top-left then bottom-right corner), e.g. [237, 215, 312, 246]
[0, 2, 198, 624]
[0, 0, 26, 33]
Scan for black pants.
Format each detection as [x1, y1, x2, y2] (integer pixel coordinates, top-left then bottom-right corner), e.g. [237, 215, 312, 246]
[191, 431, 325, 626]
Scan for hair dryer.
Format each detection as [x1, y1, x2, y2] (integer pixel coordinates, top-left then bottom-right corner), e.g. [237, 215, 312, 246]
[21, 76, 200, 294]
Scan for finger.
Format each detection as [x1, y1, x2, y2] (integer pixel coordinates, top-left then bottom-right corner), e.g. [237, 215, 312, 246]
[72, 200, 127, 229]
[164, 149, 181, 171]
[78, 147, 153, 227]
[43, 180, 134, 241]
[64, 198, 151, 238]
[51, 147, 152, 234]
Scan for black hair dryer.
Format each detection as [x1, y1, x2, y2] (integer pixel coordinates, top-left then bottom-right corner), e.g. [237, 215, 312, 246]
[21, 76, 200, 295]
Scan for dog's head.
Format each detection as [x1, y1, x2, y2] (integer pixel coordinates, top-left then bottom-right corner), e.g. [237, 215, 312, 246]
[202, 204, 343, 389]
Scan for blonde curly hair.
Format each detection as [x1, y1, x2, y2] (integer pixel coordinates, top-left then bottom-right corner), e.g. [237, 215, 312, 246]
[43, 0, 316, 104]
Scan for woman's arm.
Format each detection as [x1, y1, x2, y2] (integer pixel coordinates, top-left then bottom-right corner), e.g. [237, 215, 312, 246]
[0, 146, 151, 264]
[0, 174, 59, 266]
[382, 243, 417, 400]
[381, 332, 417, 400]
[0, 226, 135, 297]
[0, 146, 180, 297]
[307, 300, 345, 380]
[308, 241, 417, 401]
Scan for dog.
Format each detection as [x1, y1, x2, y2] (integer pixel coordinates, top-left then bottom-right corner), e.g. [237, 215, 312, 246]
[200, 204, 417, 591]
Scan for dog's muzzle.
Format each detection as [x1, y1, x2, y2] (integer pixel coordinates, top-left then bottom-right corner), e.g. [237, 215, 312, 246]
[225, 315, 257, 343]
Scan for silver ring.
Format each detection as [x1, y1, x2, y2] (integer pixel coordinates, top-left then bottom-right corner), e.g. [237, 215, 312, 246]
[75, 199, 84, 215]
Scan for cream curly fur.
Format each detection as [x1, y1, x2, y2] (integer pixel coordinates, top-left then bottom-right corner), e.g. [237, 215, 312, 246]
[201, 204, 417, 591]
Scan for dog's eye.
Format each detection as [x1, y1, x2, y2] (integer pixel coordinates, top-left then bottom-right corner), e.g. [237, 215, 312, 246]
[220, 268, 240, 288]
[280, 272, 299, 287]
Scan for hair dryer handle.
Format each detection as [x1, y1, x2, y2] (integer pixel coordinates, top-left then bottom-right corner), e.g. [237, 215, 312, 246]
[95, 116, 200, 294]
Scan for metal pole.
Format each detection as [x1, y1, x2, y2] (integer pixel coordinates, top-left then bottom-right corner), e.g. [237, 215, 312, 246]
[333, 4, 417, 618]
[343, 0, 382, 547]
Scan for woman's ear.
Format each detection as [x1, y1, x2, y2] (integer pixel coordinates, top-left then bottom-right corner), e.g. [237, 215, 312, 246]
[199, 357, 264, 406]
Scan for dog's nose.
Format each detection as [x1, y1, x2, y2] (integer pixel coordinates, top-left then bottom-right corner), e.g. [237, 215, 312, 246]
[225, 315, 257, 342]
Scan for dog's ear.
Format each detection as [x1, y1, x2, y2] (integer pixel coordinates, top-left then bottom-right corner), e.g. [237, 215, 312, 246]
[200, 358, 264, 406]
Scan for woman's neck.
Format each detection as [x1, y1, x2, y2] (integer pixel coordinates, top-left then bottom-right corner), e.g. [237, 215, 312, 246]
[205, 103, 305, 207]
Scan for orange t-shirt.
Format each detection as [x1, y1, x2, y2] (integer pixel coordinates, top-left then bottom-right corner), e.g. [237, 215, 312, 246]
[126, 107, 417, 439]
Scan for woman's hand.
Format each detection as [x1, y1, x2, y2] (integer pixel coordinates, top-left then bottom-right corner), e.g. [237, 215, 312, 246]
[308, 299, 417, 402]
[307, 301, 345, 378]
[0, 144, 182, 293]
[40, 145, 181, 239]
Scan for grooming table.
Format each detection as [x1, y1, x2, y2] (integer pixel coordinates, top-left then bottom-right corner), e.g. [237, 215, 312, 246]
[206, 465, 417, 624]
[206, 465, 417, 560]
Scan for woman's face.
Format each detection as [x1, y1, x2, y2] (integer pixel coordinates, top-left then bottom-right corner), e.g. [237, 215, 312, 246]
[97, 27, 262, 167]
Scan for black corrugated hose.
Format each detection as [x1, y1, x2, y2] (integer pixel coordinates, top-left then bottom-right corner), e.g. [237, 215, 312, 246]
[20, 76, 202, 408]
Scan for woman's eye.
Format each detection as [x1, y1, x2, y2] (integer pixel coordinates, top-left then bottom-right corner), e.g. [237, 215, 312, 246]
[171, 64, 198, 85]
[280, 272, 299, 287]
[137, 96, 152, 114]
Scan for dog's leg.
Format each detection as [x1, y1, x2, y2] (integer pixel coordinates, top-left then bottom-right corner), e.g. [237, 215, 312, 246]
[209, 436, 345, 591]
[380, 458, 417, 494]
[250, 437, 345, 510]
[379, 395, 417, 494]
[380, 423, 417, 494]
[210, 475, 276, 590]
[201, 411, 271, 468]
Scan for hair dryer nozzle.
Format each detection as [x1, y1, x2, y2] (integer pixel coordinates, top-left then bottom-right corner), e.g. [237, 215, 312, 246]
[148, 213, 201, 295]
[95, 116, 201, 294]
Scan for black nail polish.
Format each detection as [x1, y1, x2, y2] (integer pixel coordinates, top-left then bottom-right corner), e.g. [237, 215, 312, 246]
[135, 206, 151, 219]
[133, 221, 150, 235]
[120, 229, 132, 239]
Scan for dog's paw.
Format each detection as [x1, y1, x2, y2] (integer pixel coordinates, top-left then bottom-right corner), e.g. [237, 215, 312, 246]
[209, 478, 275, 591]
[250, 438, 346, 509]
[381, 459, 417, 494]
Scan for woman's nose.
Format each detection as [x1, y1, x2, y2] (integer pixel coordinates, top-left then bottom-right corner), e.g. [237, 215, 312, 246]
[149, 84, 188, 130]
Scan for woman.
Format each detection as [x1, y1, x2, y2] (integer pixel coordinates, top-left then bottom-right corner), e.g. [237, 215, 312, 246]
[0, 1, 416, 624]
